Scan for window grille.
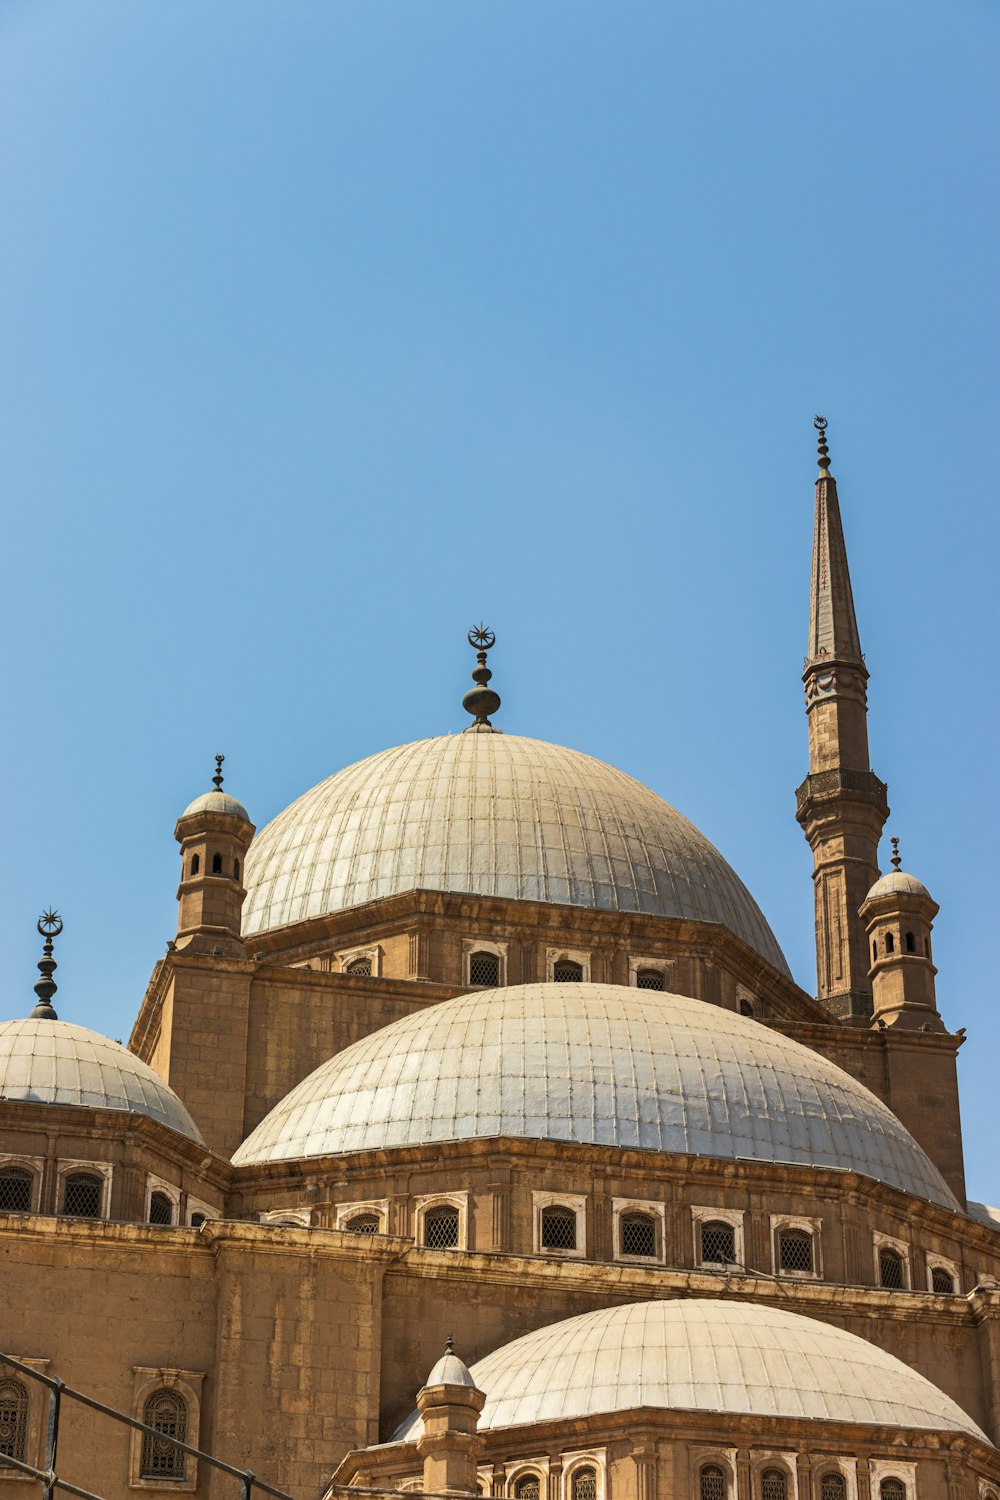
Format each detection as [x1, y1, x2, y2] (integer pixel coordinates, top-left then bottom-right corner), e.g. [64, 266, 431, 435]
[761, 1470, 787, 1500]
[620, 1212, 656, 1258]
[148, 1191, 173, 1226]
[573, 1468, 597, 1500]
[345, 1212, 381, 1234]
[469, 951, 500, 987]
[879, 1481, 906, 1500]
[879, 1247, 905, 1289]
[514, 1476, 540, 1500]
[821, 1475, 846, 1500]
[636, 968, 665, 991]
[700, 1220, 736, 1265]
[739, 999, 754, 1017]
[140, 1389, 188, 1479]
[553, 959, 584, 983]
[700, 1466, 726, 1500]
[61, 1172, 103, 1219]
[423, 1206, 460, 1249]
[346, 958, 373, 977]
[0, 1377, 29, 1461]
[0, 1166, 33, 1212]
[540, 1205, 577, 1250]
[931, 1266, 956, 1294]
[777, 1228, 814, 1273]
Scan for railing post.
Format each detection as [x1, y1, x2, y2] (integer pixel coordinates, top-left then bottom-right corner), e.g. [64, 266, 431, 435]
[42, 1376, 63, 1500]
[241, 1470, 256, 1500]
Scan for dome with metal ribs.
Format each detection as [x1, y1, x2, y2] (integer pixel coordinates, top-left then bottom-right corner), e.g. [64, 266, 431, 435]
[0, 1018, 204, 1143]
[392, 1300, 988, 1440]
[241, 733, 789, 974]
[231, 982, 958, 1209]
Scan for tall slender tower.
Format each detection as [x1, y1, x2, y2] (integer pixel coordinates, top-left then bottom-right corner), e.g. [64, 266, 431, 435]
[795, 418, 888, 1021]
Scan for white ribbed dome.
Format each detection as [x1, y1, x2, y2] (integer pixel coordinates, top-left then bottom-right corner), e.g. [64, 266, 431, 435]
[180, 789, 250, 822]
[241, 734, 789, 974]
[231, 982, 957, 1209]
[0, 1019, 203, 1143]
[392, 1300, 988, 1440]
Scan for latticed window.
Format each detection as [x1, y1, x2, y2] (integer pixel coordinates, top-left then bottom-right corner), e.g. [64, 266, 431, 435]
[700, 1220, 735, 1265]
[140, 1389, 188, 1479]
[148, 1191, 174, 1226]
[0, 1377, 29, 1462]
[879, 1480, 906, 1500]
[469, 951, 500, 987]
[552, 959, 584, 983]
[423, 1206, 460, 1249]
[821, 1474, 846, 1500]
[879, 1246, 905, 1289]
[620, 1212, 656, 1258]
[572, 1468, 597, 1500]
[0, 1166, 33, 1212]
[777, 1227, 814, 1273]
[345, 1212, 381, 1234]
[931, 1266, 955, 1294]
[636, 968, 665, 991]
[700, 1466, 726, 1500]
[514, 1476, 541, 1500]
[540, 1204, 577, 1250]
[346, 957, 373, 977]
[61, 1172, 103, 1218]
[761, 1470, 787, 1500]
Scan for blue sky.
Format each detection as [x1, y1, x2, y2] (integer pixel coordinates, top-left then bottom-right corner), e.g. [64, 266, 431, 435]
[1, 2, 997, 1195]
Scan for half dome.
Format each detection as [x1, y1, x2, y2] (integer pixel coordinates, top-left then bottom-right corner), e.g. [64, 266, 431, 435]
[0, 1019, 204, 1143]
[392, 1300, 988, 1440]
[231, 982, 957, 1209]
[241, 733, 789, 975]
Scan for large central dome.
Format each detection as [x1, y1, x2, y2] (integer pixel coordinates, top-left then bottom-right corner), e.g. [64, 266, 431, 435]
[242, 733, 789, 973]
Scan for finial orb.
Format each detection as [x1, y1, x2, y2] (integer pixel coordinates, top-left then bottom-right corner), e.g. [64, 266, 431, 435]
[468, 624, 495, 652]
[37, 909, 63, 938]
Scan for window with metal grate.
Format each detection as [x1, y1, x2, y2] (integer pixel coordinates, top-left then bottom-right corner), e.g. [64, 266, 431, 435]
[0, 1377, 29, 1461]
[777, 1228, 814, 1273]
[346, 958, 372, 977]
[553, 960, 584, 983]
[700, 1466, 726, 1500]
[345, 1213, 381, 1235]
[0, 1166, 33, 1212]
[469, 951, 500, 987]
[572, 1468, 597, 1500]
[880, 1481, 906, 1500]
[700, 1220, 735, 1265]
[148, 1192, 174, 1226]
[636, 968, 665, 991]
[514, 1477, 540, 1500]
[540, 1205, 577, 1250]
[821, 1475, 846, 1500]
[423, 1207, 460, 1249]
[879, 1247, 905, 1289]
[140, 1390, 188, 1479]
[931, 1266, 956, 1294]
[62, 1172, 103, 1218]
[761, 1470, 787, 1500]
[620, 1212, 656, 1258]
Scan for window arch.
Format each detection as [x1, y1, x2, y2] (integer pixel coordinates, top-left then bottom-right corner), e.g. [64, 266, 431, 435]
[468, 950, 500, 987]
[190, 853, 200, 875]
[636, 967, 665, 991]
[0, 1376, 29, 1463]
[514, 1475, 541, 1500]
[700, 1465, 726, 1500]
[620, 1211, 656, 1258]
[879, 1481, 906, 1500]
[148, 1191, 174, 1226]
[0, 1165, 34, 1213]
[423, 1205, 460, 1249]
[211, 852, 223, 875]
[572, 1469, 598, 1500]
[61, 1172, 103, 1218]
[344, 1212, 381, 1235]
[777, 1226, 814, 1274]
[140, 1389, 188, 1479]
[739, 998, 754, 1017]
[931, 1265, 956, 1294]
[872, 938, 878, 961]
[540, 1203, 577, 1250]
[820, 1475, 846, 1500]
[346, 957, 373, 977]
[233, 858, 240, 881]
[552, 958, 584, 983]
[905, 930, 915, 953]
[879, 1246, 905, 1289]
[760, 1470, 787, 1500]
[700, 1219, 736, 1265]
[885, 931, 895, 954]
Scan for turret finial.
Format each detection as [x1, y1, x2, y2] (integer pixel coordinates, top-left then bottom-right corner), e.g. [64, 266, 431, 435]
[462, 625, 502, 732]
[213, 753, 225, 791]
[814, 415, 831, 475]
[445, 1333, 454, 1355]
[890, 835, 901, 871]
[30, 909, 63, 1020]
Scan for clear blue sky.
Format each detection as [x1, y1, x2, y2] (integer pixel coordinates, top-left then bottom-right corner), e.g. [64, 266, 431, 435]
[1, 2, 997, 1195]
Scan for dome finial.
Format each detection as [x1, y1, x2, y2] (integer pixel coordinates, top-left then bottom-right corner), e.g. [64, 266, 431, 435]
[30, 909, 63, 1020]
[890, 835, 902, 871]
[462, 624, 502, 732]
[445, 1332, 454, 1355]
[814, 414, 832, 475]
[213, 753, 225, 791]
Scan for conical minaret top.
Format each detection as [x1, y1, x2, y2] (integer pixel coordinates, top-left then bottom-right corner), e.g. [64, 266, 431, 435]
[806, 417, 864, 682]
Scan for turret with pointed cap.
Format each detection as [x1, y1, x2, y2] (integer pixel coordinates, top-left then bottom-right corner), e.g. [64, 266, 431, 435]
[795, 419, 889, 1021]
[415, 1335, 485, 1494]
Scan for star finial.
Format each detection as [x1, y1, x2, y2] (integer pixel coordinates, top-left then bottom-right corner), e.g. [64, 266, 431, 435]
[462, 625, 502, 732]
[213, 754, 225, 791]
[30, 909, 63, 1020]
[814, 415, 832, 475]
[890, 835, 901, 871]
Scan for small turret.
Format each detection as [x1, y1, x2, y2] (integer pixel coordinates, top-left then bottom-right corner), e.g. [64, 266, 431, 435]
[173, 755, 255, 958]
[415, 1336, 486, 1495]
[860, 837, 942, 1031]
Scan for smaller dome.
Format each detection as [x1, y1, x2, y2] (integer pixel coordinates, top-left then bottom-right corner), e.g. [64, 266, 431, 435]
[865, 869, 932, 902]
[423, 1350, 479, 1390]
[0, 1019, 204, 1143]
[180, 790, 250, 822]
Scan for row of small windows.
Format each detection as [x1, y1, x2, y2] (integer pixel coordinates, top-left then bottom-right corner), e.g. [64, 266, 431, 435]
[699, 1467, 907, 1500]
[466, 950, 745, 1005]
[510, 1468, 596, 1500]
[872, 931, 927, 959]
[189, 853, 240, 879]
[0, 1376, 191, 1478]
[0, 1164, 212, 1229]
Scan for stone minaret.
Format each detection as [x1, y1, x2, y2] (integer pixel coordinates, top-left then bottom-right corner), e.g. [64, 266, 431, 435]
[174, 755, 255, 958]
[415, 1337, 486, 1494]
[859, 837, 943, 1031]
[795, 419, 888, 1021]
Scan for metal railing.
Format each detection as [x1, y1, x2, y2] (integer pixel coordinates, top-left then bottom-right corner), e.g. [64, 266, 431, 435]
[0, 1353, 299, 1500]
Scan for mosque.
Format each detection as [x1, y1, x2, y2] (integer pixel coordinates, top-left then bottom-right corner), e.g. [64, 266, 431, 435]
[2, 421, 1000, 1500]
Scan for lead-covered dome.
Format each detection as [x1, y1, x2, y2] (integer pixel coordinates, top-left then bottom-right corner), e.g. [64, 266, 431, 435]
[393, 1300, 988, 1440]
[0, 1019, 204, 1143]
[241, 734, 789, 974]
[231, 982, 957, 1208]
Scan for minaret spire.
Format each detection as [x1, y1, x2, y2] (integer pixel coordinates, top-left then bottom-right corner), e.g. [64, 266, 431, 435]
[796, 418, 889, 1021]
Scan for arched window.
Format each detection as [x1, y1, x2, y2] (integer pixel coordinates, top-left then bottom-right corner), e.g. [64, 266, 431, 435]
[905, 930, 915, 953]
[148, 1191, 174, 1226]
[468, 951, 500, 987]
[636, 968, 665, 991]
[553, 959, 584, 983]
[346, 957, 373, 977]
[931, 1266, 956, 1294]
[777, 1227, 814, 1273]
[700, 1219, 736, 1265]
[739, 998, 754, 1017]
[233, 859, 240, 881]
[0, 1377, 29, 1462]
[885, 931, 895, 954]
[700, 1466, 726, 1500]
[423, 1206, 460, 1249]
[61, 1172, 103, 1219]
[879, 1246, 905, 1289]
[761, 1470, 787, 1500]
[620, 1211, 656, 1258]
[540, 1204, 577, 1250]
[879, 1481, 906, 1500]
[190, 853, 200, 875]
[872, 938, 878, 961]
[514, 1476, 541, 1500]
[0, 1165, 34, 1213]
[140, 1389, 188, 1479]
[211, 852, 223, 874]
[572, 1469, 598, 1500]
[190, 1213, 206, 1229]
[820, 1474, 846, 1500]
[344, 1212, 381, 1235]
